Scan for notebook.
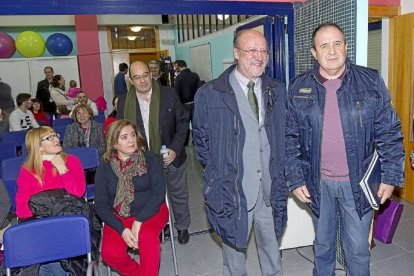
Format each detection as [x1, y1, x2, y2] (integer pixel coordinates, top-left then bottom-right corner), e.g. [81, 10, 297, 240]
[359, 150, 381, 210]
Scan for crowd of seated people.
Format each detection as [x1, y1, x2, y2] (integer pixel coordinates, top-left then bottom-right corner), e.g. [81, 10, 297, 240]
[0, 64, 173, 275]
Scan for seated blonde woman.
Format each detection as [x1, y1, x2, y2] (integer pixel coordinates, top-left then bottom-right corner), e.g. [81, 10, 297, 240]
[16, 126, 86, 219]
[15, 126, 86, 275]
[94, 119, 168, 276]
[63, 103, 105, 156]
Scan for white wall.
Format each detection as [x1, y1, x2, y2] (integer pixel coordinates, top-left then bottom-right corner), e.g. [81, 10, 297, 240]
[356, 0, 368, 66]
[98, 27, 115, 115]
[401, 0, 414, 14]
[159, 25, 176, 61]
[381, 19, 389, 84]
[0, 15, 163, 26]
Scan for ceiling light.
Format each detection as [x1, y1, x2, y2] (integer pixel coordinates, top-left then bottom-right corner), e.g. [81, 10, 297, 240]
[130, 26, 142, 32]
[127, 36, 137, 41]
[217, 15, 229, 20]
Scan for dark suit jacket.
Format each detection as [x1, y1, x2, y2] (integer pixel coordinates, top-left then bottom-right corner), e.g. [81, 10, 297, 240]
[174, 68, 200, 104]
[36, 79, 57, 114]
[117, 85, 189, 167]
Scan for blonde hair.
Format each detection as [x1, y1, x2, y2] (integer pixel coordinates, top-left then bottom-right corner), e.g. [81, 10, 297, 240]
[103, 120, 146, 162]
[24, 126, 66, 185]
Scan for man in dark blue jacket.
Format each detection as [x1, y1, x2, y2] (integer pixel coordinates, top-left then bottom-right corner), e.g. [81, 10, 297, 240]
[114, 63, 128, 96]
[285, 23, 404, 275]
[193, 29, 287, 275]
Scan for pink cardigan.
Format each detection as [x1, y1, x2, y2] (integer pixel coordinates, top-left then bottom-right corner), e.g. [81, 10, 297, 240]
[16, 155, 86, 219]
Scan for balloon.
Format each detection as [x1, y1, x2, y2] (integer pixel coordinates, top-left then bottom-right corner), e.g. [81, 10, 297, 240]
[46, 33, 73, 56]
[15, 31, 45, 58]
[0, 32, 16, 58]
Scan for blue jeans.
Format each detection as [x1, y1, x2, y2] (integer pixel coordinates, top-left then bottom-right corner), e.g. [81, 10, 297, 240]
[39, 262, 69, 276]
[312, 179, 372, 276]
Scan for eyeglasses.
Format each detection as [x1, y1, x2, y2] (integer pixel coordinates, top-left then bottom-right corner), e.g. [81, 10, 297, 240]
[131, 72, 151, 81]
[41, 133, 60, 142]
[236, 48, 270, 56]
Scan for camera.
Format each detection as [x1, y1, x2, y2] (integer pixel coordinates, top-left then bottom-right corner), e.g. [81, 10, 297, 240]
[159, 54, 175, 87]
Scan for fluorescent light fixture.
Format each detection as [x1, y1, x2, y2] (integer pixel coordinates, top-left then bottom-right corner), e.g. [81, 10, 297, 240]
[217, 15, 229, 20]
[127, 36, 137, 41]
[130, 26, 142, 32]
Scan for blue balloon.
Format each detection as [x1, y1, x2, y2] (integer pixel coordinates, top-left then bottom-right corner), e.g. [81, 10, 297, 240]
[46, 33, 73, 56]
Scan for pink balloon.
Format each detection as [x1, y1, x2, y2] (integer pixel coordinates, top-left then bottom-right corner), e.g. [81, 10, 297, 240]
[0, 32, 16, 59]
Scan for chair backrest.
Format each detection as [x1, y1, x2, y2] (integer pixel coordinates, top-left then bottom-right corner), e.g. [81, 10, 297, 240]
[52, 118, 73, 127]
[3, 215, 91, 270]
[1, 157, 25, 181]
[0, 142, 17, 163]
[54, 125, 68, 142]
[93, 115, 105, 124]
[64, 147, 99, 169]
[2, 130, 27, 148]
[1, 157, 26, 211]
[21, 143, 27, 156]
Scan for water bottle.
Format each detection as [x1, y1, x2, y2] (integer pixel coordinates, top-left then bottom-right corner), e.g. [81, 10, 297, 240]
[160, 145, 168, 168]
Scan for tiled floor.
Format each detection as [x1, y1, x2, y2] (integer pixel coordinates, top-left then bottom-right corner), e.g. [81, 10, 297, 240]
[101, 146, 414, 275]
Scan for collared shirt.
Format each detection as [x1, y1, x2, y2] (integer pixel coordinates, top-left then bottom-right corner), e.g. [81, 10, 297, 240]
[136, 89, 152, 147]
[234, 68, 263, 123]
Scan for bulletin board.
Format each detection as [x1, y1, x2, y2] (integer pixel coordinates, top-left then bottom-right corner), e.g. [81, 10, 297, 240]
[189, 43, 212, 82]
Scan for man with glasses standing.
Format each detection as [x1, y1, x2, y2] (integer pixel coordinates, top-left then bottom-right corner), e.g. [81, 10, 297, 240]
[9, 93, 39, 131]
[117, 61, 191, 245]
[193, 29, 287, 275]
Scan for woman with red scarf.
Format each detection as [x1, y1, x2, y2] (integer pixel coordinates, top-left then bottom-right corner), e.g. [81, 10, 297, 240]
[94, 119, 168, 276]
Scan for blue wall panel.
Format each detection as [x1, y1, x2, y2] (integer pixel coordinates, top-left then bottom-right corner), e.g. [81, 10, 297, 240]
[0, 1, 292, 16]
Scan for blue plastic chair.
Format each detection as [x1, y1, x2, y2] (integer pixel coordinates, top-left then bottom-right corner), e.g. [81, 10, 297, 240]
[0, 142, 18, 177]
[0, 142, 17, 161]
[93, 115, 105, 124]
[2, 130, 27, 148]
[3, 215, 93, 276]
[1, 157, 25, 211]
[65, 147, 99, 201]
[54, 125, 68, 142]
[52, 118, 73, 127]
[21, 143, 27, 156]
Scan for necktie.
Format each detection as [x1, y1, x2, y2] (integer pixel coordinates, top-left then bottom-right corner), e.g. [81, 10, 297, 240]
[247, 81, 259, 122]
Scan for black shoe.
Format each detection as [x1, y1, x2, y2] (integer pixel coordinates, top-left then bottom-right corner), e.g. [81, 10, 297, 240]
[177, 229, 190, 245]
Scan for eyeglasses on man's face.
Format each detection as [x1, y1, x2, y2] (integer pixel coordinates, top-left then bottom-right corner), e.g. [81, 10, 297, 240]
[131, 72, 151, 82]
[41, 133, 60, 142]
[236, 48, 270, 56]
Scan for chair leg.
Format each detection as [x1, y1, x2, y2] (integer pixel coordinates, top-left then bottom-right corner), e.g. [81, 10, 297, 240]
[165, 196, 179, 276]
[161, 226, 165, 244]
[100, 222, 112, 276]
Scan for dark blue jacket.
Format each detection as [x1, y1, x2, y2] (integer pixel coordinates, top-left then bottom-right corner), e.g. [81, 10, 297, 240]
[285, 61, 405, 218]
[193, 65, 288, 249]
[114, 72, 128, 96]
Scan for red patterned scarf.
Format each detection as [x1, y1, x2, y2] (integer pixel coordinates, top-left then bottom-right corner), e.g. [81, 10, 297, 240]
[110, 151, 147, 217]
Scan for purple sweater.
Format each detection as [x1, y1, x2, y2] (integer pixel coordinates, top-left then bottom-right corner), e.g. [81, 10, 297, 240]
[320, 78, 350, 181]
